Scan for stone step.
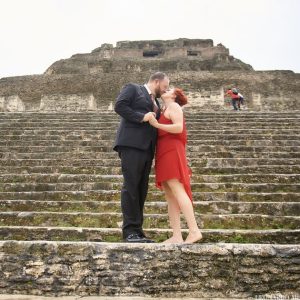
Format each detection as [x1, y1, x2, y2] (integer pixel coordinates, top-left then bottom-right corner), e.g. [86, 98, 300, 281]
[198, 158, 300, 167]
[2, 132, 300, 140]
[2, 151, 300, 160]
[0, 125, 296, 132]
[210, 151, 296, 159]
[0, 226, 299, 244]
[2, 124, 300, 132]
[0, 165, 299, 176]
[1, 124, 299, 133]
[0, 120, 297, 126]
[0, 211, 299, 229]
[0, 113, 298, 119]
[0, 189, 299, 202]
[2, 144, 299, 153]
[1, 111, 298, 115]
[0, 116, 298, 122]
[1, 114, 298, 120]
[2, 132, 300, 143]
[1, 128, 299, 136]
[0, 200, 299, 216]
[1, 142, 296, 151]
[187, 123, 300, 129]
[1, 145, 300, 154]
[1, 110, 299, 114]
[1, 136, 300, 146]
[1, 112, 298, 117]
[0, 173, 299, 184]
[1, 158, 299, 168]
[202, 139, 300, 147]
[0, 190, 298, 203]
[0, 145, 114, 153]
[1, 139, 299, 147]
[195, 165, 300, 175]
[188, 145, 300, 153]
[0, 181, 299, 193]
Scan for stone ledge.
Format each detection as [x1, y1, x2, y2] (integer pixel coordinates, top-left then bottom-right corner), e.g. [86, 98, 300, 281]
[0, 241, 299, 298]
[0, 296, 253, 300]
[0, 296, 258, 300]
[3, 240, 297, 254]
[1, 227, 299, 244]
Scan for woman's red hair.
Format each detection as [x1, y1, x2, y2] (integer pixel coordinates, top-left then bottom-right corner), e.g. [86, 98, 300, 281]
[174, 88, 188, 106]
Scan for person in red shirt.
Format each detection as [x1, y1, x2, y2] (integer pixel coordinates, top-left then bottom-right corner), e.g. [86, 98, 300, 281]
[225, 88, 240, 111]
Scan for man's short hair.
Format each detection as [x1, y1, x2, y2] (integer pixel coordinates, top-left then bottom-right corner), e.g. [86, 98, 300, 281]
[149, 72, 168, 82]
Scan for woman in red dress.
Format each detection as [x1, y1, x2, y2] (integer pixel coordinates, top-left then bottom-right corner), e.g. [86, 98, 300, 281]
[149, 88, 202, 244]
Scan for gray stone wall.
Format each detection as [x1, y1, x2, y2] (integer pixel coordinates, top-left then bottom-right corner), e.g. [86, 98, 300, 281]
[0, 70, 299, 112]
[44, 56, 252, 76]
[164, 48, 187, 58]
[201, 45, 229, 60]
[115, 38, 214, 50]
[0, 241, 299, 298]
[39, 94, 97, 112]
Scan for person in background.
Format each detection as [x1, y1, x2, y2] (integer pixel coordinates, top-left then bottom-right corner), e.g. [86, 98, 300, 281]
[237, 92, 244, 109]
[225, 88, 240, 111]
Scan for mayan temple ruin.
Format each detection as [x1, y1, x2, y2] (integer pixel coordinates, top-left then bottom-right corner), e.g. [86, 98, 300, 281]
[0, 38, 299, 298]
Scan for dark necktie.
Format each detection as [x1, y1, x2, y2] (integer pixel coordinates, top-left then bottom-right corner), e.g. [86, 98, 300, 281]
[151, 94, 159, 114]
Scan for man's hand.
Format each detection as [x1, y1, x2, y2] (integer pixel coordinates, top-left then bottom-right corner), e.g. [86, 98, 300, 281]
[148, 114, 159, 128]
[142, 112, 156, 122]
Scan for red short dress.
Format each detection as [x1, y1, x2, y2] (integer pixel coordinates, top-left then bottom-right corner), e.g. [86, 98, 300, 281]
[155, 113, 192, 201]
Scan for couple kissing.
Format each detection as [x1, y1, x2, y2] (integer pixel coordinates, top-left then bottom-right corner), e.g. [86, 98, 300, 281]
[113, 72, 202, 244]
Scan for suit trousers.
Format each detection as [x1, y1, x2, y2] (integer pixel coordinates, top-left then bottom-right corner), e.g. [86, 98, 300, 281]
[118, 146, 153, 239]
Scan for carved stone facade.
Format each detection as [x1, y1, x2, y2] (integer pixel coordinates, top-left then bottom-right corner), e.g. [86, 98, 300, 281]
[91, 38, 228, 61]
[44, 38, 253, 75]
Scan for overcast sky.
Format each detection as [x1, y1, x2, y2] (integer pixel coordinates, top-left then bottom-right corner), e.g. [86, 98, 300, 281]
[0, 0, 299, 79]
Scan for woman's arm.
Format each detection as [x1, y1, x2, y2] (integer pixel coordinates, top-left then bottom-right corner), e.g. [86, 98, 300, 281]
[149, 103, 183, 133]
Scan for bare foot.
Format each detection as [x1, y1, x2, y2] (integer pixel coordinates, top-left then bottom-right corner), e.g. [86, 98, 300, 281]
[184, 230, 203, 244]
[162, 236, 184, 244]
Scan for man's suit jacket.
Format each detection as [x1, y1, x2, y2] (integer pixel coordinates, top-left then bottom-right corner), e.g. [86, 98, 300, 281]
[113, 83, 160, 153]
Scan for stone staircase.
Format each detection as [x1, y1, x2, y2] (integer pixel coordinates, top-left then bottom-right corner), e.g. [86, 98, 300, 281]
[0, 111, 299, 298]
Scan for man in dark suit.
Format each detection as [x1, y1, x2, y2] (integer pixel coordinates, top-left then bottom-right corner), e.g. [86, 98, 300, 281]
[114, 72, 170, 243]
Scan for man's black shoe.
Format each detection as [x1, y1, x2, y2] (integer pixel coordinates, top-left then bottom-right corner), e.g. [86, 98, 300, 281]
[124, 233, 155, 243]
[142, 236, 155, 243]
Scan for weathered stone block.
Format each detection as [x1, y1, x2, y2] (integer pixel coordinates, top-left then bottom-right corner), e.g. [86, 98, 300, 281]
[0, 95, 25, 112]
[0, 241, 299, 297]
[40, 94, 96, 111]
